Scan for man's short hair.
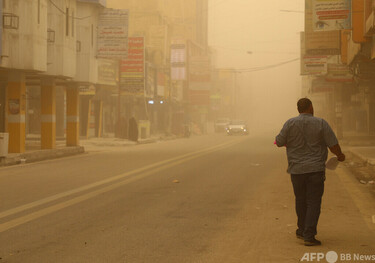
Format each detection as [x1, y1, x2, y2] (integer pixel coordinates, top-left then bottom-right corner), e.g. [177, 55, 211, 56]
[297, 98, 312, 113]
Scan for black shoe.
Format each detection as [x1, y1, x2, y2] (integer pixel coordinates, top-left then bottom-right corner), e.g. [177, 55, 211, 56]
[296, 229, 304, 240]
[304, 238, 322, 246]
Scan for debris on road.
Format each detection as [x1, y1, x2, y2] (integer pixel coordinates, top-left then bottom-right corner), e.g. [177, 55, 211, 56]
[360, 180, 367, 185]
[173, 180, 180, 184]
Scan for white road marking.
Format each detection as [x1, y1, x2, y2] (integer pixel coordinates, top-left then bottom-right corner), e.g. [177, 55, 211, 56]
[0, 138, 245, 233]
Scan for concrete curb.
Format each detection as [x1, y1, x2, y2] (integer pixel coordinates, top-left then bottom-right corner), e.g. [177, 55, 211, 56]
[0, 134, 180, 167]
[348, 149, 375, 166]
[0, 146, 85, 167]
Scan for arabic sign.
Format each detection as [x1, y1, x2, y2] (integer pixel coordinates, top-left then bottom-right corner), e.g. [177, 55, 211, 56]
[302, 56, 328, 75]
[120, 37, 145, 95]
[97, 9, 128, 59]
[305, 0, 341, 55]
[79, 85, 96, 96]
[97, 59, 118, 86]
[325, 63, 353, 82]
[312, 0, 351, 31]
[301, 32, 328, 75]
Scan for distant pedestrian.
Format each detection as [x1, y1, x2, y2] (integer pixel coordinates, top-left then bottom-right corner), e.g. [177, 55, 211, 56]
[275, 98, 345, 246]
[128, 117, 138, 142]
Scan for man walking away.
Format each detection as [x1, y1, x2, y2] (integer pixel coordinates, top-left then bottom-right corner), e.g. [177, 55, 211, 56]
[275, 98, 345, 246]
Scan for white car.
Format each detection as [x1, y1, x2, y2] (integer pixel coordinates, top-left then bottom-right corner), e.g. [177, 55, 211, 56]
[226, 120, 249, 135]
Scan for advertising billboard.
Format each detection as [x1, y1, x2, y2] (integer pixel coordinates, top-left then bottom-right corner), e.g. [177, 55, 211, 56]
[312, 0, 351, 31]
[305, 0, 341, 55]
[97, 9, 129, 59]
[120, 37, 145, 96]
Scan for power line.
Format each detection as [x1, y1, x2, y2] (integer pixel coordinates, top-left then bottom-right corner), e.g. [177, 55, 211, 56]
[280, 9, 304, 13]
[211, 45, 299, 55]
[217, 58, 300, 73]
[48, 0, 93, 20]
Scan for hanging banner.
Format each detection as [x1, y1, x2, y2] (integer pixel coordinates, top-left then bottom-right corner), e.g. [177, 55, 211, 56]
[120, 37, 145, 96]
[97, 9, 129, 59]
[312, 0, 351, 31]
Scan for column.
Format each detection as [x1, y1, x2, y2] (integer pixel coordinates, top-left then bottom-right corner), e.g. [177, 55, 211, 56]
[66, 86, 80, 146]
[41, 78, 56, 149]
[6, 72, 26, 153]
[56, 86, 66, 138]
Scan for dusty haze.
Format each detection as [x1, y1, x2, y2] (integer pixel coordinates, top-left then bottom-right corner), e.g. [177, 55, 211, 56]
[107, 0, 304, 136]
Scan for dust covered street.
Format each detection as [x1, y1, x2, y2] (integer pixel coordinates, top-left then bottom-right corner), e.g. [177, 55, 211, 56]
[0, 134, 374, 262]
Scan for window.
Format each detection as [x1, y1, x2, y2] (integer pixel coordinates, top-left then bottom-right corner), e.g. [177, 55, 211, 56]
[3, 13, 19, 29]
[66, 8, 69, 36]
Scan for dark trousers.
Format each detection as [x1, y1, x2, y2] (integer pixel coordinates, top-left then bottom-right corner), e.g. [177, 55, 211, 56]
[291, 171, 325, 240]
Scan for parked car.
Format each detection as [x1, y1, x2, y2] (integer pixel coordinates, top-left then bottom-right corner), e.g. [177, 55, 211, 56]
[225, 120, 249, 135]
[214, 118, 230, 132]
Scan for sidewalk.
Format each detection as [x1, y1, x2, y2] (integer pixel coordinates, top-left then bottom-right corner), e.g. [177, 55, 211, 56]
[348, 146, 375, 166]
[0, 144, 84, 167]
[0, 133, 179, 167]
[344, 146, 375, 192]
[80, 133, 178, 152]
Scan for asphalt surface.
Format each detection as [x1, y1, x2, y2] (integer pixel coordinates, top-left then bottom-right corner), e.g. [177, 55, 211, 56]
[0, 133, 374, 263]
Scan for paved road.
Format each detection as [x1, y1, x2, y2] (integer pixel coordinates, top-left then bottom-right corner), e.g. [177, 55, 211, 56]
[0, 134, 374, 262]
